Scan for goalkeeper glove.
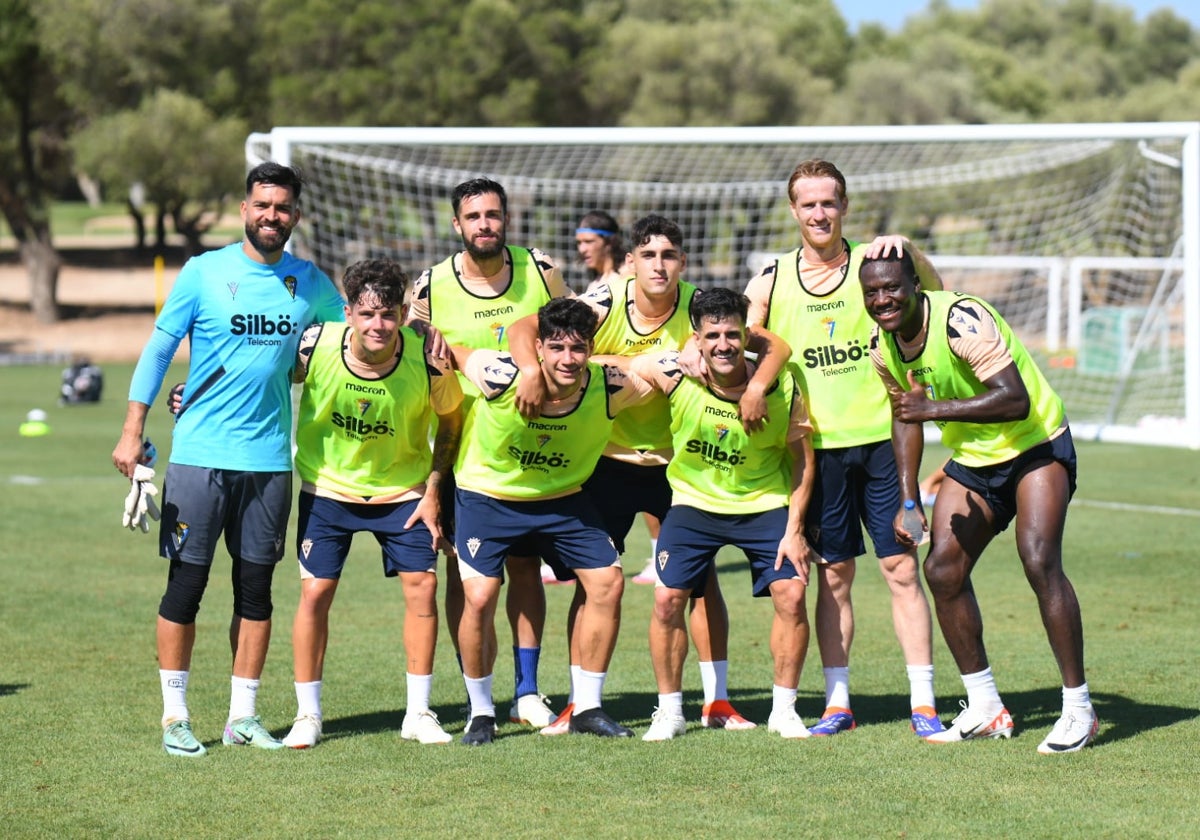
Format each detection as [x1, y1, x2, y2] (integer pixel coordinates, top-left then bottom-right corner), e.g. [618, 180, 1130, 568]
[122, 464, 161, 533]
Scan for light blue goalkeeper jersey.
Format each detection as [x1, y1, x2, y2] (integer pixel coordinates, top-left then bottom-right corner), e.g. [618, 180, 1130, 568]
[129, 243, 344, 471]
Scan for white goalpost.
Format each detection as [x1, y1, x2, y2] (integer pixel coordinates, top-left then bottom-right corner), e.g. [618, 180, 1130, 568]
[246, 123, 1200, 449]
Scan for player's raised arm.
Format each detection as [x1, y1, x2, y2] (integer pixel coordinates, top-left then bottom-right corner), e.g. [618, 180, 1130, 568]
[742, 324, 792, 433]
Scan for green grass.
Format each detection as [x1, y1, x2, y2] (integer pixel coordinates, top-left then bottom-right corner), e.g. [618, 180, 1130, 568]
[1, 362, 1198, 838]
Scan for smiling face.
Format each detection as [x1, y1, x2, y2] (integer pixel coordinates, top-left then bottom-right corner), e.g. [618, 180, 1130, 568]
[695, 314, 747, 386]
[242, 182, 299, 262]
[535, 330, 592, 393]
[788, 175, 847, 259]
[452, 191, 507, 261]
[345, 291, 404, 362]
[860, 258, 922, 339]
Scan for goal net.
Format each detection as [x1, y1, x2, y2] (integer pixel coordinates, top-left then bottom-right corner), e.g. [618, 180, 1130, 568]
[246, 123, 1200, 448]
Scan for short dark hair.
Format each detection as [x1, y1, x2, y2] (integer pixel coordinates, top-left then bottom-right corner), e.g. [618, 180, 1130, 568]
[246, 162, 304, 199]
[786, 159, 847, 204]
[342, 259, 408, 310]
[452, 178, 508, 216]
[629, 214, 684, 251]
[537, 297, 598, 342]
[689, 286, 748, 329]
[859, 250, 918, 284]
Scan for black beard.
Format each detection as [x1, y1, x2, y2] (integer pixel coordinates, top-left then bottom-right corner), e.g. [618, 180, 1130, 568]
[245, 222, 292, 255]
[464, 235, 505, 261]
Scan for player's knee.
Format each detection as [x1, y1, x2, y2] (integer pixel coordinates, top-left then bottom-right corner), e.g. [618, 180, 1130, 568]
[653, 588, 688, 624]
[158, 560, 211, 624]
[233, 560, 276, 621]
[922, 553, 965, 596]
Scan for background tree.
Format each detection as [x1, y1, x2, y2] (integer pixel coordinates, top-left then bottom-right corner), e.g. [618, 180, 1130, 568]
[71, 91, 248, 255]
[0, 0, 73, 322]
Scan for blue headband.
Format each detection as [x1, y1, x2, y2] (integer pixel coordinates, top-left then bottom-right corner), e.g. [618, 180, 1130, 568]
[576, 227, 615, 237]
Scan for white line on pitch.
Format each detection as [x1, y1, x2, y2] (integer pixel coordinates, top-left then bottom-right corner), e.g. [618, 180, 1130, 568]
[1071, 499, 1200, 518]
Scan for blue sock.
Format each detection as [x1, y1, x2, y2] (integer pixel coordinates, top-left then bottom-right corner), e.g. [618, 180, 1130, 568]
[514, 646, 541, 698]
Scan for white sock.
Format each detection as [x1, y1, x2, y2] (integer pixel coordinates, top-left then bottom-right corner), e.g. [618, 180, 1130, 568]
[823, 666, 851, 711]
[1063, 682, 1092, 714]
[961, 667, 1004, 711]
[771, 684, 798, 716]
[406, 672, 433, 715]
[294, 680, 322, 719]
[573, 669, 606, 713]
[657, 691, 684, 716]
[698, 660, 729, 705]
[160, 669, 189, 725]
[567, 664, 582, 704]
[906, 664, 936, 711]
[463, 675, 494, 719]
[229, 676, 260, 722]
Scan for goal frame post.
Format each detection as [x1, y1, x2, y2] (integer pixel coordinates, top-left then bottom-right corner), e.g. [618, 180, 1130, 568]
[246, 122, 1200, 449]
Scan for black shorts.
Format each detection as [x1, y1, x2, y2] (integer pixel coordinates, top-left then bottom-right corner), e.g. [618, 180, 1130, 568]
[943, 426, 1078, 533]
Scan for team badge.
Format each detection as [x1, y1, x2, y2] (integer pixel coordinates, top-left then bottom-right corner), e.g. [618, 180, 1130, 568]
[356, 398, 371, 417]
[283, 276, 297, 299]
[491, 323, 506, 345]
[657, 548, 669, 571]
[714, 423, 730, 442]
[823, 317, 835, 339]
[923, 383, 935, 400]
[466, 537, 482, 558]
[300, 538, 313, 559]
[173, 522, 190, 550]
[536, 434, 551, 449]
[227, 282, 238, 299]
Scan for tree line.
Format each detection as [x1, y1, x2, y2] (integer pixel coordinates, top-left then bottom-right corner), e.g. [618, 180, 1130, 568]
[1, 0, 1197, 321]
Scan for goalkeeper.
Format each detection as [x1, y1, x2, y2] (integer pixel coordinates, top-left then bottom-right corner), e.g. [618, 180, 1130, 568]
[111, 162, 345, 758]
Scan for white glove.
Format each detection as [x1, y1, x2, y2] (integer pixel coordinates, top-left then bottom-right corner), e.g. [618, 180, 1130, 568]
[122, 464, 161, 533]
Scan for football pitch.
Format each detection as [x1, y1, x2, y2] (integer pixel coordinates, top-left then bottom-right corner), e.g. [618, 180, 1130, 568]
[2, 362, 1198, 839]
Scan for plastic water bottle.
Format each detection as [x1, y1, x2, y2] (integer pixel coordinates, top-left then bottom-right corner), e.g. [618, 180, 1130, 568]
[902, 499, 928, 546]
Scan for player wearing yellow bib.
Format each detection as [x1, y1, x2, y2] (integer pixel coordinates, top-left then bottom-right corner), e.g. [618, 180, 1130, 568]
[450, 298, 657, 745]
[282, 260, 463, 749]
[744, 159, 945, 738]
[408, 178, 573, 730]
[607, 287, 816, 741]
[508, 215, 790, 734]
[862, 252, 1097, 754]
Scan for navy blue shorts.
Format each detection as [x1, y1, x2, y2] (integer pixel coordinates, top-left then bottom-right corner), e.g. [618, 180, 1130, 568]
[440, 469, 538, 556]
[656, 505, 798, 598]
[295, 491, 438, 579]
[582, 456, 671, 554]
[159, 464, 291, 566]
[806, 440, 906, 563]
[453, 488, 618, 579]
[943, 427, 1078, 534]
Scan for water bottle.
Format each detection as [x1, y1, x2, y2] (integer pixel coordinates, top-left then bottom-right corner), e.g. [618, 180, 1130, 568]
[901, 499, 928, 546]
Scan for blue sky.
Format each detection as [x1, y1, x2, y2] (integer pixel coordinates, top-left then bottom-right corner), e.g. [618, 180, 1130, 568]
[835, 1, 1200, 32]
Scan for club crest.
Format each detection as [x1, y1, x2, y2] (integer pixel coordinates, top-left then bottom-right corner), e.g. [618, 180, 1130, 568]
[714, 423, 730, 442]
[227, 282, 238, 299]
[823, 316, 836, 339]
[491, 323, 506, 345]
[536, 434, 551, 449]
[300, 538, 313, 559]
[356, 399, 371, 417]
[173, 522, 190, 549]
[466, 537, 482, 558]
[283, 275, 297, 299]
